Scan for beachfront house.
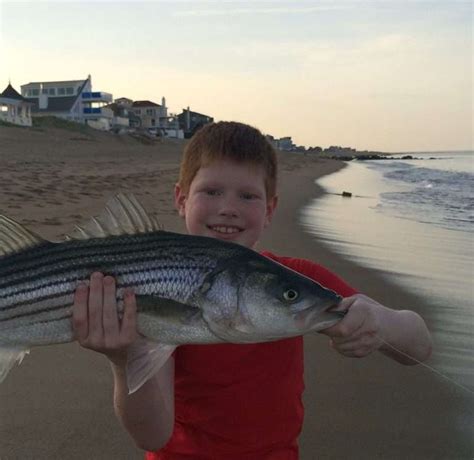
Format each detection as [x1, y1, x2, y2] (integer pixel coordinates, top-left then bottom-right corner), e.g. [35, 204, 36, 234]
[132, 98, 167, 130]
[265, 134, 296, 151]
[177, 107, 214, 138]
[114, 98, 141, 129]
[104, 102, 133, 133]
[276, 137, 295, 151]
[20, 75, 113, 130]
[0, 82, 34, 127]
[127, 97, 184, 138]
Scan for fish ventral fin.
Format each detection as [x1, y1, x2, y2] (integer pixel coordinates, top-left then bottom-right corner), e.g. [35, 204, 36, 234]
[66, 192, 162, 241]
[0, 214, 46, 257]
[126, 338, 176, 394]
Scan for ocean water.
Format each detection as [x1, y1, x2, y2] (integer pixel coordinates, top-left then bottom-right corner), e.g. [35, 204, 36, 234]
[302, 152, 473, 391]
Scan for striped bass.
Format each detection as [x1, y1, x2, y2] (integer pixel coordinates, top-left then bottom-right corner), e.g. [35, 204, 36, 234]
[0, 193, 342, 392]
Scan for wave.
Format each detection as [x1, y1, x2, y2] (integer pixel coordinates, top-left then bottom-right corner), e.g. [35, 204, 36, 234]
[367, 162, 473, 232]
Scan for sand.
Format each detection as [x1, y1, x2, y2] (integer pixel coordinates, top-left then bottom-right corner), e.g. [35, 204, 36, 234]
[0, 124, 472, 459]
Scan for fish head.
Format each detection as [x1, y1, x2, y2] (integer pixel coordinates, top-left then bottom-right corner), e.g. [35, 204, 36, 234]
[199, 253, 343, 342]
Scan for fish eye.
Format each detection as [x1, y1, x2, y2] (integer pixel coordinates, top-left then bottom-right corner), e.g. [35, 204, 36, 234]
[283, 289, 299, 302]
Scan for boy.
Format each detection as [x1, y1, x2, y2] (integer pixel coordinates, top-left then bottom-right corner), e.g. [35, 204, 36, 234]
[73, 122, 432, 459]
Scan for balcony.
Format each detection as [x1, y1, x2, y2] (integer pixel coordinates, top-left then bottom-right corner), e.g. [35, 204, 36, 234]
[83, 107, 113, 119]
[81, 91, 113, 103]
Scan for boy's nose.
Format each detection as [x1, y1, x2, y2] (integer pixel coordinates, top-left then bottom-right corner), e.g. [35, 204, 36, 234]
[218, 198, 239, 217]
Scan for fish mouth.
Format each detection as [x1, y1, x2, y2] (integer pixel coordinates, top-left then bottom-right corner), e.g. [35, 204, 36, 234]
[294, 303, 345, 332]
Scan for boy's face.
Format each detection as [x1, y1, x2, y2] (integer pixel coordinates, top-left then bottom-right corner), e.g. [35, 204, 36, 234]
[175, 159, 277, 249]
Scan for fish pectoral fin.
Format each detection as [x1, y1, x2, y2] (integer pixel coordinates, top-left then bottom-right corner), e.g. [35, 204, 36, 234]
[126, 337, 176, 394]
[0, 347, 30, 383]
[202, 311, 257, 343]
[135, 295, 202, 324]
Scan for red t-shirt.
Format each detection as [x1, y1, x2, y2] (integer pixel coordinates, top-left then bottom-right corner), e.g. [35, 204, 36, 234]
[146, 253, 357, 460]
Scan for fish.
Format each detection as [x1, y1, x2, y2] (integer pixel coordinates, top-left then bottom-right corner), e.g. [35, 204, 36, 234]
[0, 193, 343, 392]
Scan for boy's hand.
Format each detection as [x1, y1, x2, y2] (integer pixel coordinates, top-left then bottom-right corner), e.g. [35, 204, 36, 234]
[73, 272, 138, 367]
[322, 294, 390, 358]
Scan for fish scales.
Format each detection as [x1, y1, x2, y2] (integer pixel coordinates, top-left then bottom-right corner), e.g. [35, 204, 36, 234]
[0, 231, 236, 343]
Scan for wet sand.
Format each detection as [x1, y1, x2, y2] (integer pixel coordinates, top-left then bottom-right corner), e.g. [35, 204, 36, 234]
[0, 124, 472, 459]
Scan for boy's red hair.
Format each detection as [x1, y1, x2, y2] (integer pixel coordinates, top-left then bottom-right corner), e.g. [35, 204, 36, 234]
[178, 121, 278, 198]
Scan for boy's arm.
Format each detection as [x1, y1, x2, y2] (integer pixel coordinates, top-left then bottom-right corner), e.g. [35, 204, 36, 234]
[111, 356, 174, 451]
[73, 272, 174, 451]
[322, 294, 433, 364]
[267, 256, 432, 364]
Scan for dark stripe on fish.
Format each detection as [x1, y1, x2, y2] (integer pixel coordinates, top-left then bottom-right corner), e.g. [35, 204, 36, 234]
[0, 232, 222, 277]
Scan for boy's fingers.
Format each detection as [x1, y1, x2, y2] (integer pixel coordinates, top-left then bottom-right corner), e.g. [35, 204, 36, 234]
[324, 302, 366, 338]
[73, 283, 89, 341]
[87, 272, 105, 341]
[121, 289, 138, 342]
[102, 276, 120, 340]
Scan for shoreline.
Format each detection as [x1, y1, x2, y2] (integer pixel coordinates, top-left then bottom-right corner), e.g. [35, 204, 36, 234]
[262, 161, 473, 459]
[0, 126, 472, 458]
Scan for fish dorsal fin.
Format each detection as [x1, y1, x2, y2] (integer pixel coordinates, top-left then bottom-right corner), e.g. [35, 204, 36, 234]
[0, 215, 45, 257]
[66, 193, 162, 241]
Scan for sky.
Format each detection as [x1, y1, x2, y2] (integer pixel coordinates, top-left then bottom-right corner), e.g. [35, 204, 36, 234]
[0, 0, 472, 152]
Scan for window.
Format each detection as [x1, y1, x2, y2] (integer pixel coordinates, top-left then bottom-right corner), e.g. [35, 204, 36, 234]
[0, 105, 8, 112]
[58, 88, 66, 95]
[48, 88, 56, 95]
[151, 119, 155, 126]
[32, 89, 39, 96]
[146, 109, 154, 116]
[66, 87, 74, 95]
[42, 88, 48, 94]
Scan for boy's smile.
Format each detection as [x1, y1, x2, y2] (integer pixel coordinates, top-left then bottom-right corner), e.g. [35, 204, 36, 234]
[207, 225, 242, 237]
[175, 160, 278, 249]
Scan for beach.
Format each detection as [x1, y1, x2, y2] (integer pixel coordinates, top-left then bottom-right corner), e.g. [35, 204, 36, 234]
[0, 124, 472, 459]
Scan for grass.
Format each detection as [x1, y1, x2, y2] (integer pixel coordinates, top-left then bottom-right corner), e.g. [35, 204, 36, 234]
[32, 116, 94, 135]
[0, 119, 25, 128]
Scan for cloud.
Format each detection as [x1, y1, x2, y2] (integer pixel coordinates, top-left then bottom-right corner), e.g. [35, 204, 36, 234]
[173, 4, 353, 17]
[228, 33, 416, 66]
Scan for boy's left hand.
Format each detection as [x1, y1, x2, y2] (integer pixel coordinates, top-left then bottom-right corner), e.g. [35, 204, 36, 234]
[321, 294, 389, 358]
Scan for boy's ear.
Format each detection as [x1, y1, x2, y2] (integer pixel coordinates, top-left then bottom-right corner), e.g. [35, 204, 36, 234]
[264, 195, 278, 228]
[174, 183, 187, 217]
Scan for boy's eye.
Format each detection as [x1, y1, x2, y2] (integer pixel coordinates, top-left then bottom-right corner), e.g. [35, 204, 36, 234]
[205, 189, 220, 196]
[241, 192, 258, 200]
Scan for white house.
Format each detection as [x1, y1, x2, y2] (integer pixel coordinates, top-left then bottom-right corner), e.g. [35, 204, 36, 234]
[21, 75, 113, 130]
[0, 83, 34, 127]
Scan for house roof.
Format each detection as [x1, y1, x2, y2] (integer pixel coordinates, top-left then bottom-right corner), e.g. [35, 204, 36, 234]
[179, 109, 213, 118]
[0, 83, 32, 103]
[22, 79, 86, 87]
[104, 102, 131, 116]
[25, 96, 77, 112]
[132, 100, 161, 108]
[25, 77, 89, 113]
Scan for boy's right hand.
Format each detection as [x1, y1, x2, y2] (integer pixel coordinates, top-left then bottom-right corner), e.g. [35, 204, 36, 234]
[72, 272, 138, 367]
